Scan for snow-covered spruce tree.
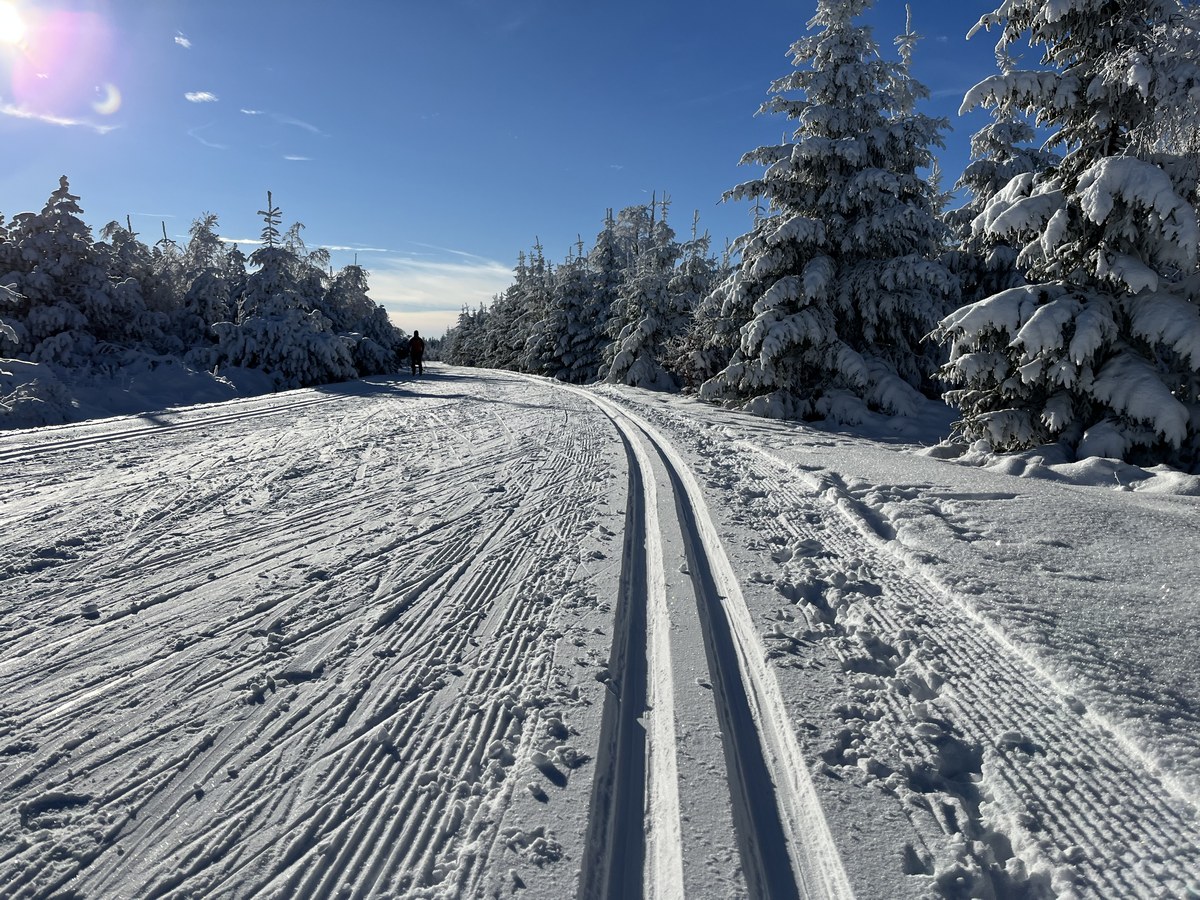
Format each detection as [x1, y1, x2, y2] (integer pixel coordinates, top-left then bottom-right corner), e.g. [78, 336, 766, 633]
[519, 240, 583, 381]
[0, 177, 146, 367]
[678, 234, 744, 390]
[281, 221, 403, 376]
[479, 287, 518, 370]
[935, 0, 1200, 465]
[596, 203, 663, 373]
[602, 197, 684, 389]
[945, 93, 1061, 309]
[282, 222, 333, 321]
[516, 242, 559, 375]
[442, 304, 489, 367]
[480, 251, 536, 371]
[323, 263, 405, 375]
[223, 242, 248, 320]
[551, 243, 607, 383]
[663, 214, 721, 388]
[94, 218, 181, 357]
[174, 214, 236, 363]
[584, 210, 626, 367]
[149, 222, 186, 320]
[699, 1, 955, 422]
[212, 193, 355, 389]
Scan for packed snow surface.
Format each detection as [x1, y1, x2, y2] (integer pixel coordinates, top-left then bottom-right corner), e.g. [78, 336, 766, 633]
[1, 367, 1198, 898]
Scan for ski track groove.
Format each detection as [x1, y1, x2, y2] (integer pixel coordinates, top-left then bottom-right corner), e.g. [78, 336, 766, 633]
[565, 384, 851, 900]
[605, 391, 1200, 899]
[0, 392, 354, 464]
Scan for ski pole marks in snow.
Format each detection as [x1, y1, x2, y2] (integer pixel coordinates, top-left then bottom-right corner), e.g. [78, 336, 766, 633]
[0, 374, 627, 898]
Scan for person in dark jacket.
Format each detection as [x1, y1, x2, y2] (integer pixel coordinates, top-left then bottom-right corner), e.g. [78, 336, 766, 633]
[409, 330, 426, 375]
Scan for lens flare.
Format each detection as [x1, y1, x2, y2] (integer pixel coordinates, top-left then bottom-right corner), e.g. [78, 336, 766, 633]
[92, 81, 120, 115]
[9, 9, 116, 119]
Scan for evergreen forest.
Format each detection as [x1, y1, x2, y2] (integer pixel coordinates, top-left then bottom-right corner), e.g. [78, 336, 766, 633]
[5, 0, 1200, 470]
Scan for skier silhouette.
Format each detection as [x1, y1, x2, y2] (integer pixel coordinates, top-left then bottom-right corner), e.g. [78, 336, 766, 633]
[409, 330, 426, 375]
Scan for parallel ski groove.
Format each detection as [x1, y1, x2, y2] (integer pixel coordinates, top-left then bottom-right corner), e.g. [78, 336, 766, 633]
[569, 386, 852, 900]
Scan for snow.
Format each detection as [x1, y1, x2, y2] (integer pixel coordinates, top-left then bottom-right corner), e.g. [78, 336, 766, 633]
[0, 355, 275, 429]
[1076, 156, 1199, 263]
[1, 366, 1198, 898]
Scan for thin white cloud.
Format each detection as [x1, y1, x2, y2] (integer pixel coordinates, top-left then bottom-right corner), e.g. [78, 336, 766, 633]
[501, 14, 531, 35]
[187, 125, 227, 149]
[218, 238, 396, 253]
[238, 108, 328, 136]
[218, 237, 396, 255]
[283, 155, 311, 161]
[932, 86, 973, 100]
[274, 114, 326, 136]
[405, 241, 504, 266]
[185, 91, 219, 103]
[0, 103, 118, 134]
[175, 33, 192, 49]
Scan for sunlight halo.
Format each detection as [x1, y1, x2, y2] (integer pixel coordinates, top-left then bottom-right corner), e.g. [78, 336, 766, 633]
[0, 2, 26, 45]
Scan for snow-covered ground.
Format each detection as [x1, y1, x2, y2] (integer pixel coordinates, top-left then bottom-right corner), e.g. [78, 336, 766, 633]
[1, 366, 1197, 898]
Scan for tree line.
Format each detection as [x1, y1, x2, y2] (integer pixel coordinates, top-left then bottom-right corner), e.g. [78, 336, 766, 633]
[0, 184, 408, 398]
[443, 0, 1200, 470]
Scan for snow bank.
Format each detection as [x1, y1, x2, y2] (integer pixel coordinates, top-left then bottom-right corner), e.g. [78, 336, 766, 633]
[0, 355, 273, 429]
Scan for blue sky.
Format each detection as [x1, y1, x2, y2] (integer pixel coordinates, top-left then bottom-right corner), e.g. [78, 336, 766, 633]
[0, 1, 1006, 336]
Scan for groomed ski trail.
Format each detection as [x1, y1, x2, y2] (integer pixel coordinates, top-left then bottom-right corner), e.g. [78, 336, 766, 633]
[4, 369, 1197, 899]
[0, 373, 630, 899]
[598, 387, 1200, 899]
[571, 385, 853, 900]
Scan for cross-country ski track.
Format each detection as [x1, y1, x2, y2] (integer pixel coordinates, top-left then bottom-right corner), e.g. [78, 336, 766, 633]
[1, 368, 1197, 899]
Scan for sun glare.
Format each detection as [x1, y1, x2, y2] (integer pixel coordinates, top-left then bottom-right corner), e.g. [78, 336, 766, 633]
[0, 2, 26, 45]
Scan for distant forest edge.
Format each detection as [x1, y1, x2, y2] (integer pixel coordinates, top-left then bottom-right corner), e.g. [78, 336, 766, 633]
[5, 0, 1200, 473]
[0, 181, 410, 422]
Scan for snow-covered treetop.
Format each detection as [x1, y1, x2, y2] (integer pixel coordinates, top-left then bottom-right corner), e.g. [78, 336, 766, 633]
[964, 0, 1200, 169]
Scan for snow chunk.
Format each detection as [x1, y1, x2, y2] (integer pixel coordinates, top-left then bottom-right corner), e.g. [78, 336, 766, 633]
[940, 284, 1054, 338]
[1077, 157, 1199, 259]
[1130, 293, 1200, 368]
[1097, 253, 1159, 294]
[1067, 298, 1116, 365]
[989, 192, 1064, 238]
[1091, 353, 1189, 445]
[1011, 296, 1080, 358]
[960, 71, 1074, 116]
[1077, 420, 1130, 460]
